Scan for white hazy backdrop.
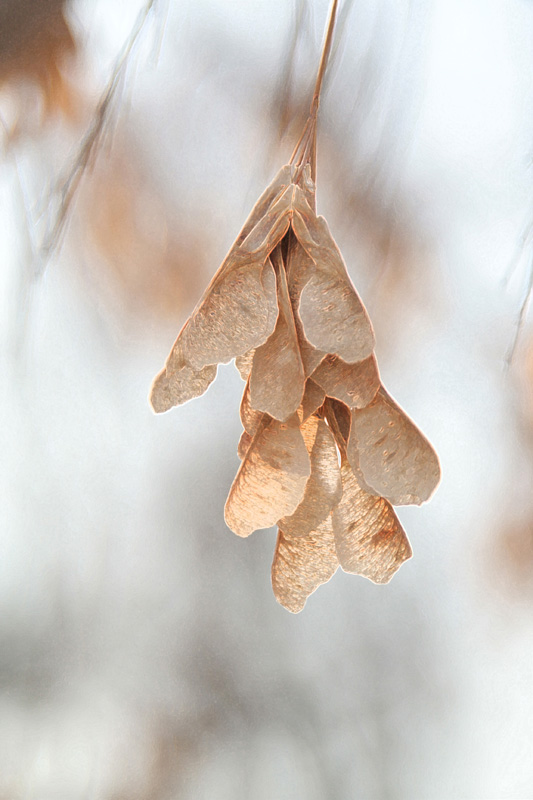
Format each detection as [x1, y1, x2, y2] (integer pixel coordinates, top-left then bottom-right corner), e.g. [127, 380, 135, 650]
[1, 0, 533, 797]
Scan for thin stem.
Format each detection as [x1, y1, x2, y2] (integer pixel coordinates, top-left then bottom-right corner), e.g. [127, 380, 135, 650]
[290, 0, 339, 182]
[310, 0, 339, 117]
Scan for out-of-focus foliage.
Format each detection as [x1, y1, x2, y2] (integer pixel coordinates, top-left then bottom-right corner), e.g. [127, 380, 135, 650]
[0, 0, 78, 128]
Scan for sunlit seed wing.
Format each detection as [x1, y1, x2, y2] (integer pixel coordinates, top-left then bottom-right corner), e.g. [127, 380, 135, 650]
[347, 387, 441, 506]
[182, 257, 279, 370]
[279, 416, 342, 537]
[235, 165, 293, 246]
[235, 349, 255, 380]
[311, 353, 380, 409]
[284, 233, 327, 377]
[182, 185, 299, 370]
[151, 172, 296, 400]
[224, 417, 311, 537]
[249, 245, 305, 421]
[240, 376, 264, 436]
[237, 430, 253, 460]
[271, 516, 339, 613]
[291, 205, 375, 363]
[150, 341, 217, 413]
[299, 379, 326, 423]
[325, 397, 351, 449]
[332, 461, 412, 583]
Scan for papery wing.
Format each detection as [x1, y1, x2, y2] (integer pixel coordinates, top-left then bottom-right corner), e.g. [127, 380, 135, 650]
[325, 397, 351, 449]
[299, 379, 326, 423]
[154, 176, 296, 387]
[237, 431, 253, 460]
[182, 258, 279, 370]
[291, 204, 375, 363]
[284, 234, 326, 377]
[332, 461, 412, 583]
[224, 417, 310, 537]
[279, 416, 342, 537]
[235, 165, 292, 245]
[150, 341, 217, 413]
[312, 354, 380, 409]
[271, 516, 339, 613]
[347, 387, 441, 505]
[240, 377, 264, 436]
[235, 349, 255, 380]
[249, 245, 305, 421]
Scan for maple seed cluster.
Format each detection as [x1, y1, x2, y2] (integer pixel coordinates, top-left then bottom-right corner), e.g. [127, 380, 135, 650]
[150, 165, 440, 613]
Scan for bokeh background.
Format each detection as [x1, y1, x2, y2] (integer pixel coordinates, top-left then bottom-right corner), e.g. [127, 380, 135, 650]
[1, 1, 533, 797]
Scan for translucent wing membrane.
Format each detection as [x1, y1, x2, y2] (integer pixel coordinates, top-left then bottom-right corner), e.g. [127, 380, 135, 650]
[240, 378, 263, 437]
[347, 387, 441, 505]
[224, 416, 311, 537]
[249, 246, 305, 420]
[332, 461, 412, 583]
[150, 168, 294, 413]
[279, 416, 342, 537]
[235, 349, 255, 381]
[299, 379, 326, 423]
[272, 517, 339, 613]
[312, 353, 380, 409]
[291, 205, 375, 363]
[150, 342, 217, 413]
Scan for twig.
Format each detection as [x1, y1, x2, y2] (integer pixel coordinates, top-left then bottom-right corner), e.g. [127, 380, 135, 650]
[36, 0, 160, 276]
[290, 0, 339, 183]
[506, 248, 533, 368]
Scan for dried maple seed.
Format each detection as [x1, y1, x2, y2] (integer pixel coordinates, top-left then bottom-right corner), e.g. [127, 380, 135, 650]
[150, 0, 440, 612]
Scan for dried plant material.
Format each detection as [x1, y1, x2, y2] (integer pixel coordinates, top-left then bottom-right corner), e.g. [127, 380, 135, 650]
[237, 431, 253, 460]
[240, 378, 264, 436]
[236, 166, 293, 245]
[332, 461, 412, 583]
[299, 379, 326, 422]
[150, 0, 440, 610]
[225, 417, 311, 537]
[0, 0, 78, 125]
[325, 397, 352, 449]
[150, 343, 217, 413]
[235, 350, 255, 380]
[279, 416, 342, 537]
[347, 387, 441, 506]
[150, 169, 294, 412]
[285, 236, 328, 377]
[181, 258, 279, 371]
[312, 353, 380, 409]
[249, 246, 305, 420]
[291, 208, 375, 363]
[272, 517, 339, 613]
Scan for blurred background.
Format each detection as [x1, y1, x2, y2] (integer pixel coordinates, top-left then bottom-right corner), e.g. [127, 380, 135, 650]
[1, 0, 533, 797]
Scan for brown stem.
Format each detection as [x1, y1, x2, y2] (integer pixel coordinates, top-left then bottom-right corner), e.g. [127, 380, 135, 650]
[290, 0, 339, 182]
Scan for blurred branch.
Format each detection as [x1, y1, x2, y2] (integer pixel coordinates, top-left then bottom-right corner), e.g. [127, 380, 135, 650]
[36, 0, 161, 277]
[506, 248, 533, 368]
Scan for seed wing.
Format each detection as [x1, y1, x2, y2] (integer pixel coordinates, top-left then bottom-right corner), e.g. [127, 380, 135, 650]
[332, 461, 412, 583]
[272, 516, 339, 613]
[150, 170, 296, 412]
[347, 387, 441, 505]
[240, 376, 264, 436]
[249, 245, 306, 421]
[225, 417, 311, 537]
[299, 379, 326, 423]
[279, 416, 342, 537]
[312, 353, 380, 409]
[150, 340, 218, 413]
[285, 234, 327, 377]
[235, 349, 255, 380]
[291, 202, 375, 363]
